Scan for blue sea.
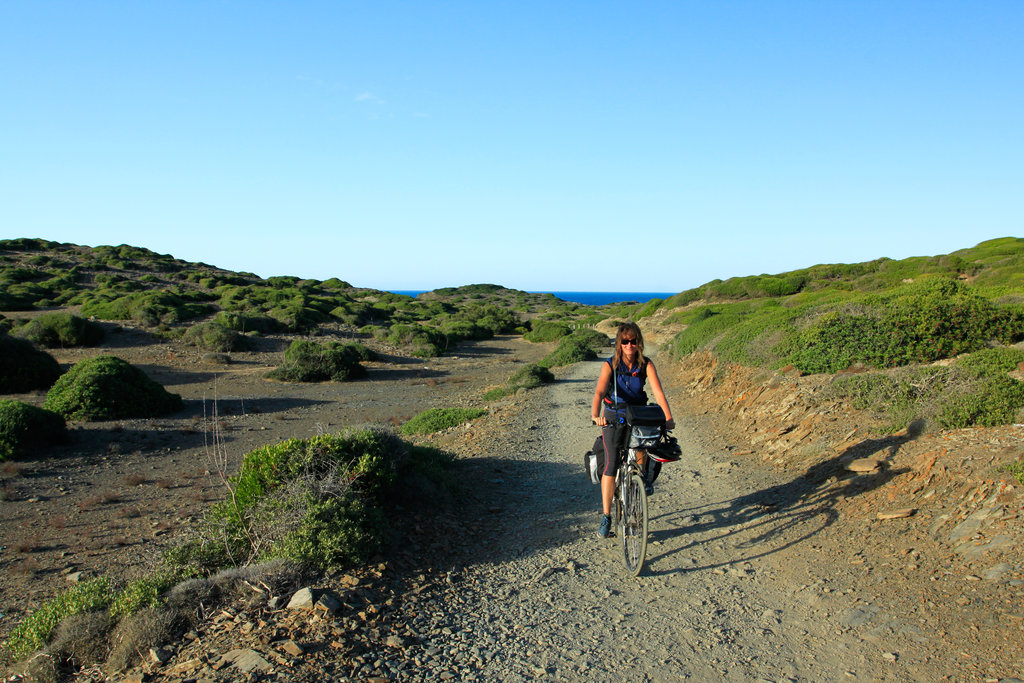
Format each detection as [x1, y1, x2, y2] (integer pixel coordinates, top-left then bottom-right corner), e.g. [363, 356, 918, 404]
[388, 290, 675, 306]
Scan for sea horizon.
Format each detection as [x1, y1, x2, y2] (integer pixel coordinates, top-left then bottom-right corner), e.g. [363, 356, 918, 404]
[387, 290, 676, 306]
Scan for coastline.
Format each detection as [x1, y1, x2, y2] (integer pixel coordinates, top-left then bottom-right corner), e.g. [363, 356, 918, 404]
[387, 290, 676, 306]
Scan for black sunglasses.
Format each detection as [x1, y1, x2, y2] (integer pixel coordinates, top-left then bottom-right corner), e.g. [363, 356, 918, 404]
[621, 339, 638, 346]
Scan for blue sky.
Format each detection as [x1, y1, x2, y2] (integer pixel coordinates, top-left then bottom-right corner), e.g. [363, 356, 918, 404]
[2, 2, 1021, 292]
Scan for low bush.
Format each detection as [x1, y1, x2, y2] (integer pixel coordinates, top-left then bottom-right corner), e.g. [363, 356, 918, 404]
[181, 322, 248, 352]
[828, 347, 1024, 431]
[43, 356, 183, 420]
[538, 329, 607, 368]
[109, 567, 193, 619]
[80, 291, 212, 327]
[401, 407, 487, 435]
[267, 340, 369, 382]
[213, 311, 282, 334]
[167, 429, 437, 573]
[1, 577, 112, 663]
[0, 335, 62, 393]
[788, 281, 1023, 373]
[13, 313, 104, 348]
[524, 321, 571, 343]
[484, 363, 554, 400]
[387, 324, 447, 357]
[0, 400, 67, 461]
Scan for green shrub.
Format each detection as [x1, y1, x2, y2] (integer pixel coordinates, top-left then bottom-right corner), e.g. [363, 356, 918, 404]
[524, 321, 571, 342]
[108, 567, 193, 619]
[828, 350, 1024, 431]
[1006, 460, 1024, 486]
[14, 312, 104, 348]
[453, 304, 521, 336]
[43, 356, 183, 420]
[1, 577, 112, 663]
[80, 291, 212, 327]
[484, 363, 554, 399]
[181, 322, 248, 352]
[213, 311, 282, 334]
[0, 335, 61, 393]
[0, 400, 67, 460]
[955, 347, 1024, 378]
[936, 375, 1024, 429]
[171, 430, 412, 572]
[386, 324, 447, 357]
[538, 329, 607, 368]
[267, 340, 369, 382]
[788, 280, 1023, 373]
[401, 407, 487, 435]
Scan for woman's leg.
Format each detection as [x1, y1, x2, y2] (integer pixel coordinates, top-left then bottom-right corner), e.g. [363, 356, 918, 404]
[601, 474, 615, 515]
[600, 419, 626, 516]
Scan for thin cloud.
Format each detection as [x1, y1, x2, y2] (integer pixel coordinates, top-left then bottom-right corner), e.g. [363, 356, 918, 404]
[354, 92, 385, 105]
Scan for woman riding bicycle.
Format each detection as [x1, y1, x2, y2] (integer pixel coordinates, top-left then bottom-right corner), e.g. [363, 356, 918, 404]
[591, 322, 675, 538]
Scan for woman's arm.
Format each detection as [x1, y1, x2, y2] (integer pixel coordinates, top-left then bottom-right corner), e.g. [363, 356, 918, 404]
[591, 361, 613, 426]
[646, 360, 675, 430]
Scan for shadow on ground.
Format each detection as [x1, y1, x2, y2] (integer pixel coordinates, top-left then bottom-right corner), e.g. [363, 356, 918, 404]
[383, 456, 590, 574]
[645, 423, 924, 575]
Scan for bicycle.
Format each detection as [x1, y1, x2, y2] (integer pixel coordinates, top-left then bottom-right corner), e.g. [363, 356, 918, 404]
[615, 440, 650, 576]
[606, 405, 682, 576]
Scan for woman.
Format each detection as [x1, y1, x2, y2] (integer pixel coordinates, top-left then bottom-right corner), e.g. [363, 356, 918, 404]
[591, 322, 675, 538]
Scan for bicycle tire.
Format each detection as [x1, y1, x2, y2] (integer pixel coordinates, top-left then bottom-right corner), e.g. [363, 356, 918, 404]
[620, 471, 648, 576]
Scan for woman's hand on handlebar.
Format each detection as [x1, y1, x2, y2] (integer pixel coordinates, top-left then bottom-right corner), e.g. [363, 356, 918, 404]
[666, 418, 675, 430]
[592, 415, 607, 427]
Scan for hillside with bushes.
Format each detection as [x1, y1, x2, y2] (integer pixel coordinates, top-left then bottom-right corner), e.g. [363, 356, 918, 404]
[608, 237, 1024, 431]
[0, 239, 597, 359]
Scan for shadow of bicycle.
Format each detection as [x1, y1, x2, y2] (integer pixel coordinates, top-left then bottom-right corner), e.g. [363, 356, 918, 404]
[644, 421, 924, 575]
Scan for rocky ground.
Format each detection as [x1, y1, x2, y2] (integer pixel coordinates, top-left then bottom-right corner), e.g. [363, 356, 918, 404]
[2, 325, 1023, 681]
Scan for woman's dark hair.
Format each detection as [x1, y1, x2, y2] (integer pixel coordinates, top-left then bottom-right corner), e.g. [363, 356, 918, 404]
[612, 322, 645, 370]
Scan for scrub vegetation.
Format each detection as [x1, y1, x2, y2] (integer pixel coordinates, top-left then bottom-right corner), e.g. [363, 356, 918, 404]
[0, 428, 456, 673]
[401, 407, 488, 435]
[642, 237, 1024, 430]
[0, 240, 591, 359]
[43, 356, 183, 421]
[0, 400, 67, 461]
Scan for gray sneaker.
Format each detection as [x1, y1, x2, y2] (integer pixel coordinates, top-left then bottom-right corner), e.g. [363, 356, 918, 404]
[597, 515, 612, 538]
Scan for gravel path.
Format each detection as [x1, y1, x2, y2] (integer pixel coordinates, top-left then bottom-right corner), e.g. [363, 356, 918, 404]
[389, 359, 942, 682]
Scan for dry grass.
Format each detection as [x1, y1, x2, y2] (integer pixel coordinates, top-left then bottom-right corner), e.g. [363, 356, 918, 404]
[154, 478, 174, 489]
[123, 473, 147, 486]
[48, 515, 68, 530]
[116, 506, 142, 519]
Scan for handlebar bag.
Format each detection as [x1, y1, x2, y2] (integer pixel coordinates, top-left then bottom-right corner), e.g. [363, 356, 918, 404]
[626, 404, 665, 427]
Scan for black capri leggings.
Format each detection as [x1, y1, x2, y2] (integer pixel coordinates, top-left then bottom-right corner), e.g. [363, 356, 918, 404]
[600, 406, 629, 478]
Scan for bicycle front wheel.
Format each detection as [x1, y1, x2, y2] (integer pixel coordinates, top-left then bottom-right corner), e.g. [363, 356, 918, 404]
[620, 472, 649, 576]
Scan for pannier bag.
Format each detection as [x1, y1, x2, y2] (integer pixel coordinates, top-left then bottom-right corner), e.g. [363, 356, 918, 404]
[584, 435, 605, 485]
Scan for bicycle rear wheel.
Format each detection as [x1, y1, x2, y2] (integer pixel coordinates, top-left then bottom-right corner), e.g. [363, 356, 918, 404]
[620, 471, 649, 576]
